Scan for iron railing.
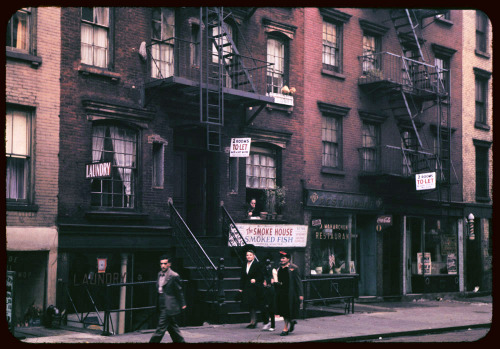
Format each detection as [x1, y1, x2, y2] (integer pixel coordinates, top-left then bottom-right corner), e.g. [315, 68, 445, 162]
[146, 37, 271, 96]
[221, 205, 250, 265]
[302, 276, 358, 316]
[358, 52, 448, 97]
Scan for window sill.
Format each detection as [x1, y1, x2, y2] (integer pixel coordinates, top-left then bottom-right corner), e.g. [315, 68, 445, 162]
[321, 68, 345, 80]
[435, 17, 453, 26]
[266, 93, 294, 113]
[475, 50, 490, 59]
[474, 122, 490, 131]
[7, 203, 39, 212]
[6, 49, 42, 68]
[321, 167, 345, 176]
[78, 64, 121, 82]
[475, 196, 491, 203]
[86, 210, 148, 221]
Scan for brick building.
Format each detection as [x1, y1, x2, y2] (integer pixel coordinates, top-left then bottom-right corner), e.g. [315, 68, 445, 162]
[6, 7, 61, 329]
[460, 10, 492, 293]
[7, 7, 486, 332]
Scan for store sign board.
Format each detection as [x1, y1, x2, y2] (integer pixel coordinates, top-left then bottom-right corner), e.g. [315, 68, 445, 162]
[230, 138, 251, 157]
[415, 172, 436, 190]
[86, 162, 112, 179]
[305, 189, 383, 211]
[234, 224, 308, 247]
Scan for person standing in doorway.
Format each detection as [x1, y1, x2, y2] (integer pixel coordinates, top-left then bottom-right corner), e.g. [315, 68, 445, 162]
[149, 255, 187, 343]
[275, 251, 303, 336]
[261, 257, 276, 331]
[238, 247, 264, 328]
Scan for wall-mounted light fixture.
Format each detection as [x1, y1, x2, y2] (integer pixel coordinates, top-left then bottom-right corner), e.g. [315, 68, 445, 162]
[467, 213, 475, 240]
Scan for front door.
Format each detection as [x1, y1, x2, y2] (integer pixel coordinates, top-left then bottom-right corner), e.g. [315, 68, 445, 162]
[382, 216, 401, 296]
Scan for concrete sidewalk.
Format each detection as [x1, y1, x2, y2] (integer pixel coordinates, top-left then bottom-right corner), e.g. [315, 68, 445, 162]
[15, 296, 492, 343]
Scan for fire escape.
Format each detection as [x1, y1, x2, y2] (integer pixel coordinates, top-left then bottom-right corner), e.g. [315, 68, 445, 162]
[358, 9, 455, 203]
[142, 7, 273, 152]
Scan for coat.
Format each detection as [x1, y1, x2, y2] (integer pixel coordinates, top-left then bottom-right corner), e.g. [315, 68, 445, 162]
[276, 263, 303, 320]
[155, 268, 186, 316]
[239, 260, 264, 309]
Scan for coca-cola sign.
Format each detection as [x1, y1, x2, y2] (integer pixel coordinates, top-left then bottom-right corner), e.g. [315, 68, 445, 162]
[377, 215, 392, 227]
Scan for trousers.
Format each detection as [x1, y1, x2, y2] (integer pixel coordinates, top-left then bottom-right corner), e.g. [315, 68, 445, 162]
[149, 295, 185, 343]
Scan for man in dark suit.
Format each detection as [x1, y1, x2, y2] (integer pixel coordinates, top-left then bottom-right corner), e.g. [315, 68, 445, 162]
[149, 255, 187, 343]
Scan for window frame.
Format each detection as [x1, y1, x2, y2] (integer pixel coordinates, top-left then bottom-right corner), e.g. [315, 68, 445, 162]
[475, 11, 488, 54]
[6, 8, 34, 54]
[474, 141, 490, 201]
[90, 123, 138, 210]
[6, 107, 34, 206]
[434, 55, 450, 95]
[322, 20, 343, 73]
[321, 114, 341, 169]
[362, 32, 381, 73]
[266, 34, 288, 94]
[81, 7, 111, 69]
[360, 121, 380, 172]
[475, 75, 488, 125]
[151, 7, 175, 79]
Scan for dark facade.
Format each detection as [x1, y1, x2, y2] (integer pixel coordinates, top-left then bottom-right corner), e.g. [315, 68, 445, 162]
[53, 7, 476, 332]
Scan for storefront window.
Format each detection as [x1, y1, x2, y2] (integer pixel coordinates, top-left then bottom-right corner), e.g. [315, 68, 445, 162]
[311, 216, 357, 275]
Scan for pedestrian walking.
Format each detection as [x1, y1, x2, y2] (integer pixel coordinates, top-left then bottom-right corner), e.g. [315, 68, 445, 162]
[238, 247, 264, 328]
[274, 251, 303, 336]
[261, 257, 276, 331]
[149, 255, 187, 343]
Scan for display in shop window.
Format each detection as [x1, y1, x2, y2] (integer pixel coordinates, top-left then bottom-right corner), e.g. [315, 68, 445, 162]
[417, 252, 431, 274]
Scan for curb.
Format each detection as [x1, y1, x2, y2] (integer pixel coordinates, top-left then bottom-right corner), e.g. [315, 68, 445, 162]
[312, 323, 492, 342]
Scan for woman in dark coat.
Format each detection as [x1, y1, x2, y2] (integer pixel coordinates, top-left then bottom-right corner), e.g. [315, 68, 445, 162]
[238, 249, 264, 328]
[275, 251, 303, 336]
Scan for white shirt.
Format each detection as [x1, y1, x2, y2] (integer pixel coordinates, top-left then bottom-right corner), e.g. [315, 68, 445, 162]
[246, 260, 254, 274]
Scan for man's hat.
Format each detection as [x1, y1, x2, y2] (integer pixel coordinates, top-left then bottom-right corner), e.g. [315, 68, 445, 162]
[279, 251, 290, 259]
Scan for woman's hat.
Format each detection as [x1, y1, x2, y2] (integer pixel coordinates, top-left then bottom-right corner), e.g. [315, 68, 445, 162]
[279, 251, 290, 259]
[244, 244, 256, 254]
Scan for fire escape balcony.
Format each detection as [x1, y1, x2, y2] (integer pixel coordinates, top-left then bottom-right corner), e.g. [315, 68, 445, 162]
[358, 52, 448, 100]
[358, 145, 447, 194]
[143, 37, 274, 108]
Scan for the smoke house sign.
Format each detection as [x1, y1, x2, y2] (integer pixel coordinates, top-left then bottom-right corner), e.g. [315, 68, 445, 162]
[86, 162, 112, 179]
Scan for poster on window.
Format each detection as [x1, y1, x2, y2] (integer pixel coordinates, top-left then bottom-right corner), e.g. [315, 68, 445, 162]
[234, 224, 308, 247]
[417, 252, 431, 274]
[6, 271, 15, 330]
[447, 253, 457, 274]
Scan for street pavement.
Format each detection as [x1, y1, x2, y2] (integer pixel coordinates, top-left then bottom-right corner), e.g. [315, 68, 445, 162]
[13, 295, 492, 343]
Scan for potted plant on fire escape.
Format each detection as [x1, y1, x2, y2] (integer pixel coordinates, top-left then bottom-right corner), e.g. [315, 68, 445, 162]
[264, 186, 287, 220]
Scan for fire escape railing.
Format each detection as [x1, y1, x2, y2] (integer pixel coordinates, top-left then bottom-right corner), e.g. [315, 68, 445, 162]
[169, 202, 218, 295]
[221, 205, 251, 265]
[358, 52, 448, 97]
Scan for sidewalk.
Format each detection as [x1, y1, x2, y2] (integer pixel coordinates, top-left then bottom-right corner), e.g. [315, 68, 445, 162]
[15, 296, 492, 343]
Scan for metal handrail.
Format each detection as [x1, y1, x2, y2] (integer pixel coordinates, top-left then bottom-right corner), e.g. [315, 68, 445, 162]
[220, 205, 250, 265]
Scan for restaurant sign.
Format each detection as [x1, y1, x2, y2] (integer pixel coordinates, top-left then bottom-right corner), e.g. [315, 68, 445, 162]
[86, 162, 112, 179]
[306, 190, 383, 211]
[234, 224, 308, 247]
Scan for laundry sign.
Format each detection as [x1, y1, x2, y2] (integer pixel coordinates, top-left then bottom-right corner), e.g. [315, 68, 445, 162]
[86, 162, 112, 179]
[230, 138, 251, 157]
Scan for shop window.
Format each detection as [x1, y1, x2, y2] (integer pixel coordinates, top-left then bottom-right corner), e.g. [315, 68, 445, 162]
[90, 124, 137, 208]
[81, 7, 110, 68]
[311, 217, 357, 275]
[151, 8, 175, 78]
[6, 107, 32, 204]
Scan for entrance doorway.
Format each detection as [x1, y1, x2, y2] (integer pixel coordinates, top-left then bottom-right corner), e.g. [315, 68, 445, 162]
[382, 216, 401, 296]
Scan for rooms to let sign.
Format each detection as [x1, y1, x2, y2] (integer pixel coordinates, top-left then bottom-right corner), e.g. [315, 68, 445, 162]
[230, 138, 251, 157]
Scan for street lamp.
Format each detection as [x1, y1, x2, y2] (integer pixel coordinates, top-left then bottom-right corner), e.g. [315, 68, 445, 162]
[467, 213, 475, 240]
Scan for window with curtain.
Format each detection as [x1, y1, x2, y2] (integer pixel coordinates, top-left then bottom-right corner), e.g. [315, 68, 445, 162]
[151, 8, 175, 79]
[267, 37, 285, 94]
[6, 108, 31, 202]
[153, 142, 164, 188]
[475, 145, 489, 199]
[361, 122, 379, 172]
[322, 21, 341, 72]
[6, 8, 32, 52]
[81, 7, 109, 68]
[475, 76, 487, 124]
[362, 34, 380, 72]
[322, 115, 340, 168]
[91, 124, 137, 208]
[434, 56, 450, 94]
[246, 146, 277, 190]
[476, 11, 488, 53]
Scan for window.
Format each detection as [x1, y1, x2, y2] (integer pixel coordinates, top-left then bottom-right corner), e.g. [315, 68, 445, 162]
[91, 125, 137, 208]
[81, 7, 109, 68]
[246, 145, 278, 213]
[6, 108, 32, 202]
[190, 24, 200, 66]
[362, 34, 380, 72]
[434, 56, 450, 94]
[267, 37, 285, 94]
[212, 22, 234, 87]
[475, 76, 487, 125]
[6, 8, 32, 52]
[401, 130, 418, 176]
[475, 144, 489, 200]
[151, 8, 175, 78]
[152, 142, 164, 188]
[476, 11, 488, 53]
[322, 116, 340, 168]
[361, 122, 379, 172]
[322, 21, 342, 72]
